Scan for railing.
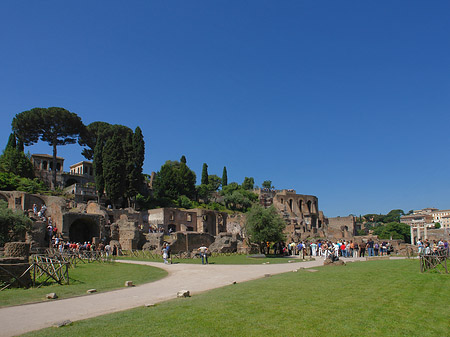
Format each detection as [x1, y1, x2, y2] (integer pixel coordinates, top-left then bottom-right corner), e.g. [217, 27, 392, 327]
[419, 249, 449, 274]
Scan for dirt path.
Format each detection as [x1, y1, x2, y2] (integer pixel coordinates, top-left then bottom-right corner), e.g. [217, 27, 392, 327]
[0, 257, 365, 336]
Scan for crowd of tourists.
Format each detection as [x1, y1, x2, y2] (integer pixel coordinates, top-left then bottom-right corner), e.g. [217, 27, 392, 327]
[416, 239, 449, 255]
[271, 239, 394, 259]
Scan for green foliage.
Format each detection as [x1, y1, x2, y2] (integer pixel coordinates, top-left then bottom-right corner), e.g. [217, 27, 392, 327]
[220, 182, 258, 212]
[6, 133, 16, 150]
[123, 127, 145, 204]
[12, 107, 85, 189]
[245, 204, 286, 252]
[102, 131, 127, 206]
[222, 166, 228, 187]
[177, 195, 193, 209]
[0, 148, 35, 179]
[434, 222, 441, 229]
[242, 177, 254, 190]
[201, 163, 209, 185]
[0, 172, 46, 194]
[262, 180, 273, 189]
[372, 222, 410, 242]
[207, 174, 221, 191]
[180, 155, 186, 164]
[152, 160, 197, 203]
[363, 209, 405, 224]
[0, 200, 32, 245]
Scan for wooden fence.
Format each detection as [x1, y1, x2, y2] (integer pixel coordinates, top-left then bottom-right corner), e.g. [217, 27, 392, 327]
[420, 249, 449, 274]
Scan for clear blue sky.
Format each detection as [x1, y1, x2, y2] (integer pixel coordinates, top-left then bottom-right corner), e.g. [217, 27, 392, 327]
[1, 1, 449, 217]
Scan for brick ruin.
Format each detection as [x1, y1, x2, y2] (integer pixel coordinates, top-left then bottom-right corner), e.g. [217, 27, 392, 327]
[1, 189, 407, 254]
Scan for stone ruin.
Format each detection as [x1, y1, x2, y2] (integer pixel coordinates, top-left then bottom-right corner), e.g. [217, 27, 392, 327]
[0, 242, 32, 288]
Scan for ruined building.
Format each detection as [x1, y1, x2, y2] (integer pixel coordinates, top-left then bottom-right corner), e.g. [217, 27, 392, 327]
[256, 188, 329, 241]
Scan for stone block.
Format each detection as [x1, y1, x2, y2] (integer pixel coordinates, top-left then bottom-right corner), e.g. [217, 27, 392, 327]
[125, 281, 134, 287]
[87, 289, 97, 293]
[177, 290, 190, 298]
[46, 293, 58, 299]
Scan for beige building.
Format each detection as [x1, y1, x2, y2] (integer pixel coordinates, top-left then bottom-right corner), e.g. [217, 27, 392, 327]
[401, 213, 434, 244]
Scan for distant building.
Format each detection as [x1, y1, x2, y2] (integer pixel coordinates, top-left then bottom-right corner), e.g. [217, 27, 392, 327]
[31, 154, 95, 194]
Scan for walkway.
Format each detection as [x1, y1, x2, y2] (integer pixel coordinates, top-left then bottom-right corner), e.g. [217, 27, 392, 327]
[0, 256, 365, 336]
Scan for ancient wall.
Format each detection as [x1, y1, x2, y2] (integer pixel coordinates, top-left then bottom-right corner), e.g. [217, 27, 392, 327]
[169, 232, 215, 254]
[327, 216, 356, 240]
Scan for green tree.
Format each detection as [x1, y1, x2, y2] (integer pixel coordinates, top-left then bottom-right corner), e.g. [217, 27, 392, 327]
[208, 174, 222, 192]
[242, 177, 255, 190]
[245, 204, 286, 253]
[262, 180, 273, 189]
[152, 160, 197, 203]
[102, 132, 127, 207]
[128, 126, 145, 205]
[0, 172, 46, 194]
[0, 200, 32, 245]
[222, 166, 228, 187]
[384, 209, 405, 223]
[79, 121, 113, 160]
[373, 222, 410, 242]
[434, 222, 441, 229]
[201, 163, 209, 185]
[6, 133, 17, 150]
[0, 148, 34, 179]
[180, 155, 187, 164]
[12, 107, 85, 190]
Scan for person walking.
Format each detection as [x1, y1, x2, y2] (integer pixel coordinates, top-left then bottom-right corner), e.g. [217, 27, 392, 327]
[198, 245, 208, 265]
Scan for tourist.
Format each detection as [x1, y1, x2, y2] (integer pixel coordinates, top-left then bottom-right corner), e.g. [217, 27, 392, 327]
[353, 241, 359, 257]
[367, 239, 374, 256]
[162, 244, 169, 264]
[32, 203, 38, 215]
[198, 245, 209, 264]
[374, 242, 379, 256]
[310, 241, 317, 257]
[340, 241, 347, 257]
[359, 241, 366, 257]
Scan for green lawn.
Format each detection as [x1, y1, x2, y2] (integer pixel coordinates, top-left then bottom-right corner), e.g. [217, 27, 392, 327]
[23, 259, 450, 336]
[0, 262, 167, 307]
[118, 253, 305, 265]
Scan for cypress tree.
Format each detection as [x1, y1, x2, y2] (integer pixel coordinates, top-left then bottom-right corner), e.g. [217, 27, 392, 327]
[222, 166, 228, 187]
[201, 163, 209, 185]
[93, 134, 105, 201]
[129, 126, 145, 204]
[180, 155, 186, 164]
[102, 131, 127, 207]
[6, 133, 16, 150]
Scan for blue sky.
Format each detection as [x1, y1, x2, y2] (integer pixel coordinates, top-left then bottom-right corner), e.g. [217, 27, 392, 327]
[1, 1, 449, 217]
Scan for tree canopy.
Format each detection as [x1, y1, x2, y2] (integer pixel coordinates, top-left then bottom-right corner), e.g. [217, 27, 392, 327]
[0, 200, 32, 245]
[152, 160, 196, 204]
[245, 204, 286, 253]
[12, 107, 85, 189]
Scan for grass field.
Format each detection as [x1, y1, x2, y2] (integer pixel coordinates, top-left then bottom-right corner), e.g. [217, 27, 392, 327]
[118, 253, 305, 265]
[0, 262, 167, 307]
[24, 259, 450, 336]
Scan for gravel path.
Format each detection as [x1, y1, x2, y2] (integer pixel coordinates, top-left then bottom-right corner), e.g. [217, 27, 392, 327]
[0, 257, 366, 336]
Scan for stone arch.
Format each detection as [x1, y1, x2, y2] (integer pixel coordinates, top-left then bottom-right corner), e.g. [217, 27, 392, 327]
[69, 217, 100, 243]
[288, 199, 293, 211]
[298, 200, 304, 214]
[65, 178, 79, 188]
[307, 200, 312, 214]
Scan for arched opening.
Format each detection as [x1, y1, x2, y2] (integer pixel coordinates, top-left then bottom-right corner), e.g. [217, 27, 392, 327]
[168, 224, 176, 233]
[289, 199, 293, 211]
[65, 178, 79, 188]
[307, 200, 312, 214]
[42, 161, 48, 170]
[299, 200, 303, 214]
[69, 218, 99, 243]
